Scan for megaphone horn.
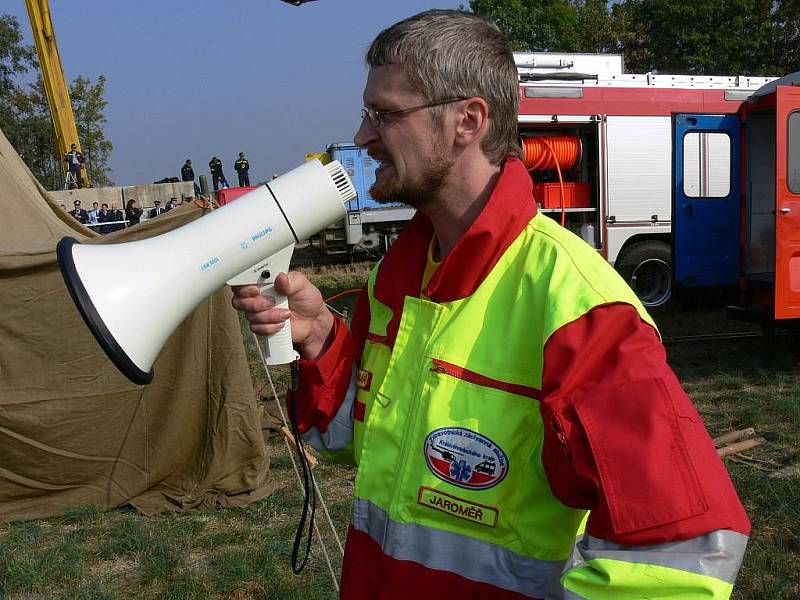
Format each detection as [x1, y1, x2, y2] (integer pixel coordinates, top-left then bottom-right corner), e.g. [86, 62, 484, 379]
[57, 159, 356, 385]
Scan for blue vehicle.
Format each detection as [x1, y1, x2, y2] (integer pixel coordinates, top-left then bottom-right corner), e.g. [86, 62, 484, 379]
[317, 143, 415, 253]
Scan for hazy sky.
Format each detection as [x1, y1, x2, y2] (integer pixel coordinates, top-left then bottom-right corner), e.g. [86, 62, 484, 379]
[7, 1, 465, 186]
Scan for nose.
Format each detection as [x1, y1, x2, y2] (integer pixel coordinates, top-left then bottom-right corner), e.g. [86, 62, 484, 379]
[354, 116, 377, 147]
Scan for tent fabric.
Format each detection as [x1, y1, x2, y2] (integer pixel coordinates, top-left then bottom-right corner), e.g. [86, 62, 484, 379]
[0, 128, 274, 521]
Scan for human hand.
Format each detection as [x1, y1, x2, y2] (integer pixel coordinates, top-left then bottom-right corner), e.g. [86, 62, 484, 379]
[231, 271, 334, 360]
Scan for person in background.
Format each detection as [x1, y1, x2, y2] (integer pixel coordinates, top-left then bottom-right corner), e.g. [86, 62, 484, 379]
[165, 198, 178, 212]
[125, 198, 142, 227]
[182, 158, 202, 195]
[231, 9, 749, 599]
[63, 143, 85, 189]
[148, 200, 165, 219]
[234, 152, 251, 187]
[97, 203, 110, 234]
[271, 173, 279, 180]
[69, 199, 88, 224]
[209, 156, 228, 191]
[181, 159, 194, 183]
[87, 201, 100, 226]
[108, 202, 125, 232]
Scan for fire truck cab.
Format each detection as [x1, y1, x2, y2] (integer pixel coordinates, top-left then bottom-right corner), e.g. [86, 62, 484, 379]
[737, 72, 800, 324]
[515, 52, 774, 307]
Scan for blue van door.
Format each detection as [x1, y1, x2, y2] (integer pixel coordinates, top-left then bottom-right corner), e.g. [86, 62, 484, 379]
[673, 114, 741, 286]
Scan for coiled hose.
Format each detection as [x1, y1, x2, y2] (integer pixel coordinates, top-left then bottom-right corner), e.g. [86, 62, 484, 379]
[521, 135, 581, 225]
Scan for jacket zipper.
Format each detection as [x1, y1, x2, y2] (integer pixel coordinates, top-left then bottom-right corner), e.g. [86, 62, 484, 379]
[430, 358, 540, 399]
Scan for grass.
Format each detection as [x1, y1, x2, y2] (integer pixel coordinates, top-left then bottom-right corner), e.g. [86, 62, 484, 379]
[1, 272, 798, 599]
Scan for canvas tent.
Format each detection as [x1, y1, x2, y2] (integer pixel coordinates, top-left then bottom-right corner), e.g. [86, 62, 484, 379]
[0, 129, 274, 521]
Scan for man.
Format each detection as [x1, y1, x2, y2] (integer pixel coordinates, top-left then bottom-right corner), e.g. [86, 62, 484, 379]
[96, 203, 110, 234]
[63, 143, 85, 189]
[164, 198, 178, 212]
[68, 199, 88, 224]
[148, 200, 164, 219]
[87, 201, 100, 226]
[234, 152, 250, 187]
[107, 202, 125, 232]
[181, 159, 194, 183]
[208, 156, 228, 191]
[232, 10, 749, 599]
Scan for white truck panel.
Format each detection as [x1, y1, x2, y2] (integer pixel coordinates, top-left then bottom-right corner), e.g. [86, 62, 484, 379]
[606, 224, 672, 265]
[605, 116, 672, 223]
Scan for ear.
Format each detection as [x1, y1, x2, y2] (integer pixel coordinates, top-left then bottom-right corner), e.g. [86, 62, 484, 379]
[453, 97, 490, 148]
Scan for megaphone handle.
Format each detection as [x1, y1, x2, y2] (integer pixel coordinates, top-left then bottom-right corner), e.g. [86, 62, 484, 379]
[260, 284, 300, 365]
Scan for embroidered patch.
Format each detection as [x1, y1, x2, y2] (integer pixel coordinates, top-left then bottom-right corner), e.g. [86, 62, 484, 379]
[418, 486, 498, 527]
[424, 427, 508, 490]
[356, 369, 372, 391]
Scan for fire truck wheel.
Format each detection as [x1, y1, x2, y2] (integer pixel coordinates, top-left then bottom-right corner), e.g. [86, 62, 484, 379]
[616, 240, 672, 308]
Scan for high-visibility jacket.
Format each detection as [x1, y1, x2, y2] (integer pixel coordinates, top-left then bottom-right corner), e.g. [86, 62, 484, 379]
[293, 158, 750, 599]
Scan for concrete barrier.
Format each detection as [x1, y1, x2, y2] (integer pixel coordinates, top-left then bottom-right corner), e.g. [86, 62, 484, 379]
[51, 182, 195, 211]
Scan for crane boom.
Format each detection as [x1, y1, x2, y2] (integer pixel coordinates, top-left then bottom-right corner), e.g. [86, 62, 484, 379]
[24, 0, 84, 184]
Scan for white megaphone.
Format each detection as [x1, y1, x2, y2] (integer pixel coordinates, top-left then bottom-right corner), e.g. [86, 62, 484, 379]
[57, 159, 355, 385]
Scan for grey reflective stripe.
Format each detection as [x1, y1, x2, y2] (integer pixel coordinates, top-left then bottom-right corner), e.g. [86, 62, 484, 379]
[352, 497, 566, 598]
[301, 366, 357, 452]
[572, 531, 747, 584]
[546, 529, 749, 599]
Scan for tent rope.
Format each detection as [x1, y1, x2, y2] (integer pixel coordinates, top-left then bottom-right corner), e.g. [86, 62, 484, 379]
[252, 329, 344, 591]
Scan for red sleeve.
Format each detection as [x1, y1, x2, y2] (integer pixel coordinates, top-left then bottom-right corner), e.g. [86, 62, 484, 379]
[289, 287, 370, 433]
[539, 303, 751, 545]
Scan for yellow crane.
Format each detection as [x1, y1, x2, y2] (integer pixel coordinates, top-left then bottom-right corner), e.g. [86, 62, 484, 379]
[23, 0, 86, 187]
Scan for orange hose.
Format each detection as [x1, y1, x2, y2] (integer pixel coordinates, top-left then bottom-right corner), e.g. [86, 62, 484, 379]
[521, 135, 580, 171]
[324, 288, 362, 303]
[521, 135, 580, 226]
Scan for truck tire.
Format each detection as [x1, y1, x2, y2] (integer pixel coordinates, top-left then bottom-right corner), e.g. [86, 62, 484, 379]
[616, 240, 672, 308]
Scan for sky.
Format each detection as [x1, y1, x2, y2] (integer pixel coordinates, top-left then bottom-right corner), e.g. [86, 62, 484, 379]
[7, 0, 466, 186]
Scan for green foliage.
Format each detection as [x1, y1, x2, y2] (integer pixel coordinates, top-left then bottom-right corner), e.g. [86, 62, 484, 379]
[0, 14, 34, 96]
[469, 0, 800, 76]
[0, 12, 113, 189]
[469, 0, 580, 51]
[71, 74, 114, 187]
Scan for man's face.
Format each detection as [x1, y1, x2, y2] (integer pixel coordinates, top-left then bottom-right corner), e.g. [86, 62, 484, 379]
[354, 64, 454, 208]
[74, 201, 80, 210]
[93, 203, 98, 209]
[71, 145, 76, 151]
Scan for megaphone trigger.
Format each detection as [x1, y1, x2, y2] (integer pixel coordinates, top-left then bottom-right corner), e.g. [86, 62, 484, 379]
[227, 243, 299, 365]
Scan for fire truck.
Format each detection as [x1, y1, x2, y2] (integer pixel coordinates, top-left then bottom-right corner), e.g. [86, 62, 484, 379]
[514, 52, 776, 307]
[517, 53, 800, 326]
[318, 53, 800, 314]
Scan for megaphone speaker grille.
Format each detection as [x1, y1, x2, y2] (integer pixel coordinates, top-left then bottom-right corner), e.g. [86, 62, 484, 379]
[325, 161, 357, 204]
[57, 236, 154, 385]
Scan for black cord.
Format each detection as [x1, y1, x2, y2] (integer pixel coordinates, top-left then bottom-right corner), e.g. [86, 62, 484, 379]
[289, 359, 316, 573]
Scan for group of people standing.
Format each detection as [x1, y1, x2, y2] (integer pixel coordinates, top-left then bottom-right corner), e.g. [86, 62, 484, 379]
[180, 152, 251, 192]
[67, 197, 178, 231]
[68, 200, 125, 234]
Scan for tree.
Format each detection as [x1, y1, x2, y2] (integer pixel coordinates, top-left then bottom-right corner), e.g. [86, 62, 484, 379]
[470, 0, 800, 77]
[70, 75, 113, 187]
[469, 0, 580, 51]
[0, 13, 114, 189]
[0, 15, 34, 97]
[0, 14, 37, 170]
[618, 0, 777, 75]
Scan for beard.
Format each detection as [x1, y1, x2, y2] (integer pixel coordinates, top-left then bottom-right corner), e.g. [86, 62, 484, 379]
[370, 142, 454, 209]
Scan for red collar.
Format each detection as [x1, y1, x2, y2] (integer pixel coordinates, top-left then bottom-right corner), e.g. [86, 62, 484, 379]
[373, 157, 537, 343]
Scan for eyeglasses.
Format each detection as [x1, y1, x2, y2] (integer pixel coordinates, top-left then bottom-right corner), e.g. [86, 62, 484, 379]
[360, 97, 468, 128]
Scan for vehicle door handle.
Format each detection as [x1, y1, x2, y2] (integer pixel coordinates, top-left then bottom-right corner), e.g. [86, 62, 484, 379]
[780, 207, 792, 214]
[682, 204, 693, 216]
